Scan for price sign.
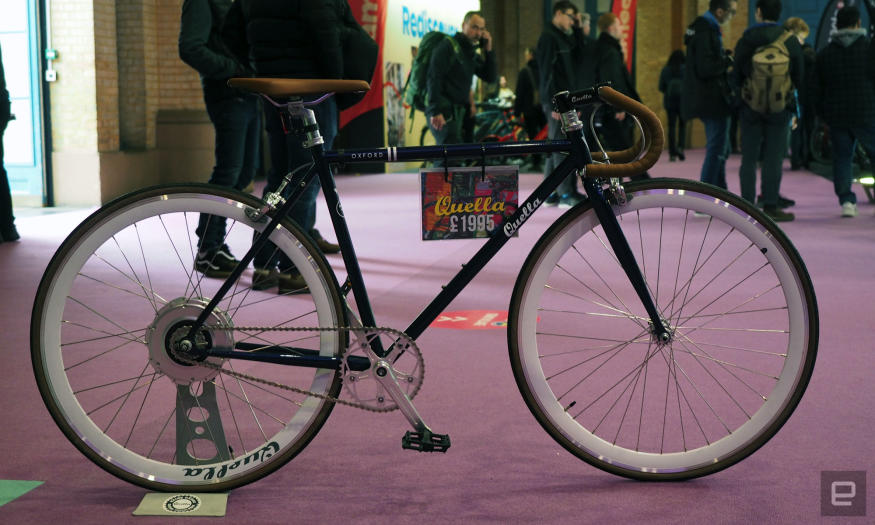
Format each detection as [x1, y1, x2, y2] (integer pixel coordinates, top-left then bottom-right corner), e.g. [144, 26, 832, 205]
[420, 166, 519, 241]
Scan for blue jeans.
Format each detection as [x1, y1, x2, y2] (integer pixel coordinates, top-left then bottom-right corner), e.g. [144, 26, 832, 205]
[255, 97, 338, 270]
[738, 107, 791, 206]
[829, 124, 875, 205]
[196, 95, 262, 252]
[700, 116, 730, 189]
[428, 105, 465, 167]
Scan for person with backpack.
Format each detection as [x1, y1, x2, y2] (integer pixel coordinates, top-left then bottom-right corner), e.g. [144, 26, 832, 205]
[732, 0, 802, 222]
[681, 0, 737, 191]
[812, 5, 875, 218]
[425, 11, 497, 161]
[659, 50, 686, 162]
[537, 1, 589, 208]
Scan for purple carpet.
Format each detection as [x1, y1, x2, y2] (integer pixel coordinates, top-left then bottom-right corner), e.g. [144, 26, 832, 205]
[1, 149, 873, 524]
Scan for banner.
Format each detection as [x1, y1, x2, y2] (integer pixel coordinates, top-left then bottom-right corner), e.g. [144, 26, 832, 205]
[611, 0, 637, 73]
[421, 166, 519, 241]
[340, 0, 388, 129]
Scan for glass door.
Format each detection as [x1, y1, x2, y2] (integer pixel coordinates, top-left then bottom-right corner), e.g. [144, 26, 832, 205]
[1, 0, 45, 206]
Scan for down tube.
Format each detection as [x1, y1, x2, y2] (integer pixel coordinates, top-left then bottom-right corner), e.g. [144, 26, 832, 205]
[404, 156, 579, 340]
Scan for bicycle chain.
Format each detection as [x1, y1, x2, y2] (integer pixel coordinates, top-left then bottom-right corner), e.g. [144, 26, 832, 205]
[173, 325, 423, 414]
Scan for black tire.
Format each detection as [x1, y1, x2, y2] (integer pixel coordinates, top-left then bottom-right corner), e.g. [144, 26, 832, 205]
[508, 178, 818, 480]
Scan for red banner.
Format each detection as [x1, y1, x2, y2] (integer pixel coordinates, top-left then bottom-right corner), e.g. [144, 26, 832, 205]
[611, 0, 637, 73]
[340, 0, 387, 129]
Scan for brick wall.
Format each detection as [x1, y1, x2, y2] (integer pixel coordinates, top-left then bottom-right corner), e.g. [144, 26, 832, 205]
[157, 0, 204, 111]
[49, 0, 100, 151]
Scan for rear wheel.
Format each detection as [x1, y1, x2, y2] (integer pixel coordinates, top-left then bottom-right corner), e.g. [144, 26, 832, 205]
[509, 179, 818, 479]
[32, 184, 346, 491]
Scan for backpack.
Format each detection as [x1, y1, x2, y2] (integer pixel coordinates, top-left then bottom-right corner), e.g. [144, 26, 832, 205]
[402, 31, 461, 113]
[741, 31, 793, 114]
[337, 9, 378, 110]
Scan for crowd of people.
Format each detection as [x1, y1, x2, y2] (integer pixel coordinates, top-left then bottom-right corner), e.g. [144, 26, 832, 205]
[2, 0, 871, 251]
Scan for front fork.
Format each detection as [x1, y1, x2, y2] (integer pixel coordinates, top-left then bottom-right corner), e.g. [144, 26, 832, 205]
[581, 177, 670, 341]
[557, 94, 669, 341]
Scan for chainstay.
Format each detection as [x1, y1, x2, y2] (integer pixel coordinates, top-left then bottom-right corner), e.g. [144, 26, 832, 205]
[175, 325, 422, 413]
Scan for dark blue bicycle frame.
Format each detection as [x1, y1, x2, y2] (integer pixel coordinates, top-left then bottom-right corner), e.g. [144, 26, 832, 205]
[189, 91, 666, 370]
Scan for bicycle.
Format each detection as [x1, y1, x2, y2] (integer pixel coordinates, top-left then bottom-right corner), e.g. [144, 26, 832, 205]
[31, 79, 818, 492]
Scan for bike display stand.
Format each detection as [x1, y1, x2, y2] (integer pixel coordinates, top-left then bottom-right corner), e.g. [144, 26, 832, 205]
[133, 384, 232, 516]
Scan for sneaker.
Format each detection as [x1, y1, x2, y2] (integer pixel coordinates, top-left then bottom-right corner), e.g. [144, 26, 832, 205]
[195, 244, 239, 278]
[678, 151, 686, 161]
[841, 201, 858, 218]
[757, 194, 795, 209]
[763, 206, 795, 222]
[558, 191, 585, 209]
[277, 269, 309, 295]
[544, 193, 560, 207]
[310, 228, 340, 254]
[251, 267, 279, 291]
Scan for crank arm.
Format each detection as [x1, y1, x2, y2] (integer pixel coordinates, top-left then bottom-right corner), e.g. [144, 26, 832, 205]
[372, 358, 429, 433]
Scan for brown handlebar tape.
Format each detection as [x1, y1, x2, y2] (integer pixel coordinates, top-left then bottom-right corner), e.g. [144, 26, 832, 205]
[585, 87, 665, 178]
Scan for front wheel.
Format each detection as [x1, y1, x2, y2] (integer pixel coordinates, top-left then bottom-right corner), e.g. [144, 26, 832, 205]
[508, 179, 818, 480]
[31, 184, 346, 491]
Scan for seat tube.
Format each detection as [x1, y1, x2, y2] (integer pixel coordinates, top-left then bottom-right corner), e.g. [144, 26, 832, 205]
[310, 146, 381, 336]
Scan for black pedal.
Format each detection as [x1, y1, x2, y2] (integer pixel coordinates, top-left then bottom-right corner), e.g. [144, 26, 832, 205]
[401, 429, 451, 453]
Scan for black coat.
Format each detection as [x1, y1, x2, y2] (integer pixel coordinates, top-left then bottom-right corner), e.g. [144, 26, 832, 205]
[658, 64, 684, 113]
[514, 59, 539, 116]
[812, 29, 875, 128]
[681, 15, 733, 120]
[425, 33, 496, 118]
[536, 24, 587, 107]
[594, 32, 639, 101]
[178, 0, 250, 102]
[222, 0, 348, 80]
[732, 23, 803, 112]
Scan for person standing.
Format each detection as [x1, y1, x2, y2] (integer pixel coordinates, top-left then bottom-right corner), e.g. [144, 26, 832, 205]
[223, 0, 346, 294]
[733, 0, 802, 222]
[594, 12, 648, 179]
[179, 0, 261, 276]
[537, 1, 587, 207]
[426, 11, 497, 157]
[784, 17, 814, 171]
[812, 5, 875, 218]
[659, 50, 686, 161]
[514, 48, 547, 142]
[682, 0, 738, 190]
[0, 42, 18, 244]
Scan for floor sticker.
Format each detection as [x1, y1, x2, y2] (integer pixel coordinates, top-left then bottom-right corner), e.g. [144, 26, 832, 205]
[430, 310, 508, 330]
[0, 480, 44, 507]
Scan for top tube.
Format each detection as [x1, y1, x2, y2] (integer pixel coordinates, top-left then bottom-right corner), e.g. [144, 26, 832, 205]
[323, 139, 573, 164]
